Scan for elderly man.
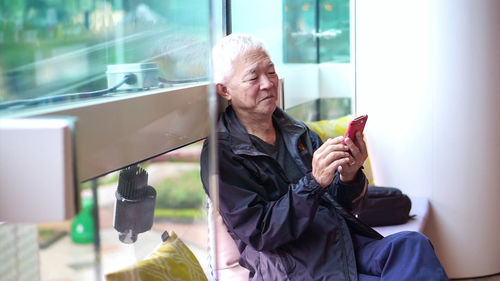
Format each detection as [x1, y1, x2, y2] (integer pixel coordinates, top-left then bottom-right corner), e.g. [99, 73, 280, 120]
[200, 33, 448, 281]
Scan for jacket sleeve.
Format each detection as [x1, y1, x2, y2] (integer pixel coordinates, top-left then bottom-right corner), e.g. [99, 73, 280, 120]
[329, 170, 368, 212]
[200, 139, 327, 252]
[305, 126, 368, 212]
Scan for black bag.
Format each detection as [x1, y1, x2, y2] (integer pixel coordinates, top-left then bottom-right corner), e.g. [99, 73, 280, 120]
[356, 186, 412, 227]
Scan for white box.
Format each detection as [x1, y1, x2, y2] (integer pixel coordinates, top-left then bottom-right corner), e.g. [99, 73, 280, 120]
[106, 63, 159, 91]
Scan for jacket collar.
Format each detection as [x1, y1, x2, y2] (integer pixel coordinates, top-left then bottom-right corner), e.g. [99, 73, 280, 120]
[218, 106, 307, 156]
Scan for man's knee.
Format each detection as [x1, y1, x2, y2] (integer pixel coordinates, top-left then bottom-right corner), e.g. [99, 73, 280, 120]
[397, 230, 429, 240]
[391, 231, 434, 251]
[389, 231, 448, 279]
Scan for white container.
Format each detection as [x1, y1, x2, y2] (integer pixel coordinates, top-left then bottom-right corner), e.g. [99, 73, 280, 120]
[106, 63, 159, 91]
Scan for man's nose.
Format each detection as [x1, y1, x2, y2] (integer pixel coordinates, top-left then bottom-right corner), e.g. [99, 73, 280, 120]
[260, 74, 274, 89]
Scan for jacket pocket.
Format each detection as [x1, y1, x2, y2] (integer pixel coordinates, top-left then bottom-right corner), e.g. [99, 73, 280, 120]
[247, 248, 294, 281]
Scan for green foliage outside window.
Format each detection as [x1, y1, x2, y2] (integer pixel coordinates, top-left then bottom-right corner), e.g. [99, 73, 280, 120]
[0, 0, 210, 110]
[154, 169, 206, 210]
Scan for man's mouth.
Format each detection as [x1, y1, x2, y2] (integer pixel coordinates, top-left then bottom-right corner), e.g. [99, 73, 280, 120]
[261, 95, 275, 101]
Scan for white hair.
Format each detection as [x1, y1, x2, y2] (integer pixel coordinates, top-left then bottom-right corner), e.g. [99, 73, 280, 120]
[212, 33, 270, 84]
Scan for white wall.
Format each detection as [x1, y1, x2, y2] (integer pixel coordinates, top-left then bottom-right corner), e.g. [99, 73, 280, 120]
[280, 64, 319, 108]
[319, 63, 353, 99]
[356, 0, 433, 197]
[356, 0, 500, 278]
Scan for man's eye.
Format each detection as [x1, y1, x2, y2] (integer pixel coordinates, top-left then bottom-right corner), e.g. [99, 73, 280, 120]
[249, 77, 258, 81]
[269, 71, 276, 75]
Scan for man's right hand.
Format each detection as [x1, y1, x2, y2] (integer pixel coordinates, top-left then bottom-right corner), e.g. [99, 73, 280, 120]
[312, 136, 352, 188]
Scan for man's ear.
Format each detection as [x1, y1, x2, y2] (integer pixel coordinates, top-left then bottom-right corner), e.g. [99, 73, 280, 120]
[216, 83, 231, 101]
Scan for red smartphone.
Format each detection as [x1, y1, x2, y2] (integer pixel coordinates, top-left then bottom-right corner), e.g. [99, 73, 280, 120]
[343, 114, 368, 145]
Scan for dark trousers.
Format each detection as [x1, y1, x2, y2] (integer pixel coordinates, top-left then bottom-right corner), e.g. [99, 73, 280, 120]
[353, 231, 449, 281]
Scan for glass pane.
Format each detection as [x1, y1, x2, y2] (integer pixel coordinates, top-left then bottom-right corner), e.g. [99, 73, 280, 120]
[35, 142, 209, 280]
[318, 0, 350, 62]
[0, 0, 210, 114]
[283, 0, 318, 63]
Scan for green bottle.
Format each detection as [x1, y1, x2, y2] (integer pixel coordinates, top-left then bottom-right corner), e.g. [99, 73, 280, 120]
[71, 197, 95, 244]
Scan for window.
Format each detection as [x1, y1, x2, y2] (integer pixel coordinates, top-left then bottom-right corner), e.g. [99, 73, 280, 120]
[0, 1, 223, 280]
[232, 0, 353, 116]
[283, 0, 317, 63]
[283, 0, 350, 63]
[35, 144, 210, 280]
[0, 0, 211, 114]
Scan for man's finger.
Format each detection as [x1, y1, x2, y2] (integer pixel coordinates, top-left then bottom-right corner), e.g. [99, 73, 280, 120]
[355, 132, 368, 157]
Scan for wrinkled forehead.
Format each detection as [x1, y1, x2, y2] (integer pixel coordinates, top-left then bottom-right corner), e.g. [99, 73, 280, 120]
[241, 49, 271, 62]
[234, 49, 273, 72]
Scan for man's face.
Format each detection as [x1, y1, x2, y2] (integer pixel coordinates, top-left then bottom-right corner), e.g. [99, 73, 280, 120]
[223, 49, 279, 117]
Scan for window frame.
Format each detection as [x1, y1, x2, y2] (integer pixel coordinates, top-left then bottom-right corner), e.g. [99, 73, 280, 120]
[2, 83, 214, 182]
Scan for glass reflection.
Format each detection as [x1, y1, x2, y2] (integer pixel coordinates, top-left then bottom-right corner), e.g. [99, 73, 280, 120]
[0, 0, 210, 112]
[36, 142, 208, 280]
[282, 0, 351, 63]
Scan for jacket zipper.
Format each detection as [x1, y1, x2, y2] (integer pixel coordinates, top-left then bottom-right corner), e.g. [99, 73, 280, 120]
[325, 193, 353, 281]
[338, 215, 352, 281]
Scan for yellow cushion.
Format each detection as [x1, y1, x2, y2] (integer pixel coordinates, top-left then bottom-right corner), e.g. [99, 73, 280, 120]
[106, 231, 208, 281]
[305, 115, 375, 185]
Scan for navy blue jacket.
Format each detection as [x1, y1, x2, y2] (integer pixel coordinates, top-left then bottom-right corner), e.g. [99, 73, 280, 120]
[200, 106, 382, 281]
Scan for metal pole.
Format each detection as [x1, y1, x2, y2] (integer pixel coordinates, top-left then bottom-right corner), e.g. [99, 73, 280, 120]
[207, 0, 222, 279]
[91, 179, 102, 281]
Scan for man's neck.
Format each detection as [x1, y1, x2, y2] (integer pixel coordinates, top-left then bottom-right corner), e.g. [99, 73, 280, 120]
[235, 110, 276, 144]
